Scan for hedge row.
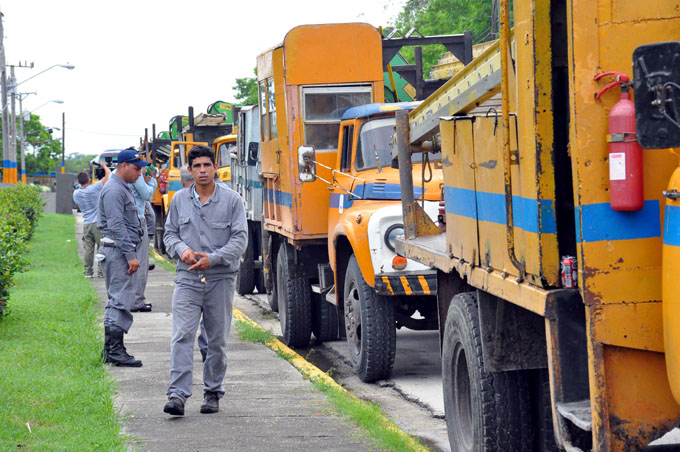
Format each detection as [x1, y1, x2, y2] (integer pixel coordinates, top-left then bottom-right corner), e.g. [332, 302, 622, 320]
[0, 184, 44, 318]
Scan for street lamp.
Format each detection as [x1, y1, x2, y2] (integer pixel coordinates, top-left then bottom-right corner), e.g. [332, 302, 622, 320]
[28, 99, 63, 115]
[13, 64, 75, 89]
[19, 99, 64, 183]
[2, 63, 75, 184]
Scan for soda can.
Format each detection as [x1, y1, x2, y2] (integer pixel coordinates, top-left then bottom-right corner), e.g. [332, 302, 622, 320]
[561, 256, 578, 288]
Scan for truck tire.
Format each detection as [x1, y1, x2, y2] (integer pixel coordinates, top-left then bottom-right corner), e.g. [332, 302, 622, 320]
[263, 226, 278, 312]
[312, 293, 339, 343]
[276, 242, 311, 347]
[529, 368, 559, 452]
[255, 271, 266, 295]
[236, 233, 255, 295]
[343, 254, 396, 382]
[442, 292, 533, 452]
[154, 207, 166, 255]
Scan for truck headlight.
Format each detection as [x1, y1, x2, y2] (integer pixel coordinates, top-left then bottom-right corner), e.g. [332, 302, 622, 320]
[384, 224, 404, 252]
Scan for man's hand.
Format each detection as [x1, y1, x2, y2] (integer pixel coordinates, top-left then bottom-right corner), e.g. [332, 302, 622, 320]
[127, 258, 140, 274]
[181, 248, 197, 265]
[188, 252, 211, 271]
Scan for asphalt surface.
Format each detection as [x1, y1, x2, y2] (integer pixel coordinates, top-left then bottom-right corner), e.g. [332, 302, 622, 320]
[74, 214, 372, 452]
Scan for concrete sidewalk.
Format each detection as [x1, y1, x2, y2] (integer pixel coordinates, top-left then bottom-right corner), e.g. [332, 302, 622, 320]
[74, 214, 370, 451]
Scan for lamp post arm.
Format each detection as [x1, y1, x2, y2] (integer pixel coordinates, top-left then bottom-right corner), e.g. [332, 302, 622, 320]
[14, 64, 75, 88]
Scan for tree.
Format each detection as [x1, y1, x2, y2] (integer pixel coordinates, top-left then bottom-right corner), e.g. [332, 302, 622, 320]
[232, 68, 258, 105]
[1, 113, 62, 176]
[64, 153, 98, 175]
[387, 0, 496, 76]
[19, 114, 63, 175]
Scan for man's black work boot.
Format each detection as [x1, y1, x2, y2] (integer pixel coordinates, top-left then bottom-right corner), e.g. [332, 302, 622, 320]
[101, 326, 111, 362]
[107, 325, 142, 367]
[164, 397, 185, 416]
[200, 392, 219, 414]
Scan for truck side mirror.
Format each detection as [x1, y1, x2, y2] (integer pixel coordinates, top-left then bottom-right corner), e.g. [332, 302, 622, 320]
[633, 41, 680, 149]
[298, 146, 317, 182]
[247, 142, 259, 166]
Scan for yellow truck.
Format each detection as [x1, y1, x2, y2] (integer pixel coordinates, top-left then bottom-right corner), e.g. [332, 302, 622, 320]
[143, 123, 207, 254]
[395, 0, 680, 450]
[258, 23, 474, 381]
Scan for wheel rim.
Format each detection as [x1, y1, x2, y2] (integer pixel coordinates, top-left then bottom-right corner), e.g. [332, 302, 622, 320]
[345, 279, 362, 358]
[453, 342, 473, 449]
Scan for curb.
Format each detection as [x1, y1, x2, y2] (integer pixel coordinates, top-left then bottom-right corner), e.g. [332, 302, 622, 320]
[151, 248, 428, 452]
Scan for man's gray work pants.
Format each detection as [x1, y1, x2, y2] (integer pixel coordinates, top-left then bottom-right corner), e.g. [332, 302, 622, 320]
[167, 273, 236, 402]
[132, 222, 149, 310]
[82, 222, 102, 277]
[102, 240, 142, 332]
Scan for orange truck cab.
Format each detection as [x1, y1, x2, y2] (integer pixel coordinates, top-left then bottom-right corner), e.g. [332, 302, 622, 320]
[258, 23, 443, 382]
[212, 133, 236, 183]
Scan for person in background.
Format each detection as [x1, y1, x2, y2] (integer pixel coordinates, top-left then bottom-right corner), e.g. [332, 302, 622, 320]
[98, 149, 150, 367]
[145, 200, 156, 271]
[73, 164, 111, 278]
[180, 164, 208, 362]
[163, 146, 247, 416]
[128, 156, 158, 313]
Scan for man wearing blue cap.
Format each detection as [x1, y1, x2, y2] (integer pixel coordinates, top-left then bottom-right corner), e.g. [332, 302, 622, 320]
[98, 149, 150, 367]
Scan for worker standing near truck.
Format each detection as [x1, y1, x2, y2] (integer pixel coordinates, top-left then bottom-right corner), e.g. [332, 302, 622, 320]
[128, 160, 158, 313]
[73, 163, 111, 278]
[163, 145, 247, 416]
[99, 149, 150, 368]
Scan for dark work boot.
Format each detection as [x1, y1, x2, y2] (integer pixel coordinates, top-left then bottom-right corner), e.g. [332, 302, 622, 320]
[164, 397, 185, 416]
[200, 392, 219, 414]
[107, 325, 142, 367]
[101, 326, 111, 362]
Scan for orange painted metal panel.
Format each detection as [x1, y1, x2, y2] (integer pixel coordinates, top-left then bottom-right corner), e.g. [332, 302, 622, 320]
[283, 24, 383, 86]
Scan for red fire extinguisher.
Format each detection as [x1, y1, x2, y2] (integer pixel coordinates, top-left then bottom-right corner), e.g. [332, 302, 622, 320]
[594, 71, 644, 211]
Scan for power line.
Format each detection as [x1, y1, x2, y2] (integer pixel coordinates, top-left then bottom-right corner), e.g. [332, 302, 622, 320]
[65, 127, 138, 137]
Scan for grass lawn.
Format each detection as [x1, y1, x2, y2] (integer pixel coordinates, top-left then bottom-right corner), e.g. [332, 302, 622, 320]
[0, 213, 125, 451]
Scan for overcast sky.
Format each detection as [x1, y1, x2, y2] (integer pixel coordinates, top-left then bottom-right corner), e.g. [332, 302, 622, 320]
[2, 0, 406, 157]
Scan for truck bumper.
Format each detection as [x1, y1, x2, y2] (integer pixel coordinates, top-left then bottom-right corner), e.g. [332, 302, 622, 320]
[374, 270, 437, 296]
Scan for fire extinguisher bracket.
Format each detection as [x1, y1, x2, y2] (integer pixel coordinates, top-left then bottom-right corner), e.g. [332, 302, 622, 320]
[607, 132, 638, 143]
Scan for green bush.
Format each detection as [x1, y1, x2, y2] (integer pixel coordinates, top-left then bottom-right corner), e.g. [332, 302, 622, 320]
[0, 184, 44, 318]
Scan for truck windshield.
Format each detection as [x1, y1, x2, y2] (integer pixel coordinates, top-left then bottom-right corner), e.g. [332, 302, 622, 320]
[302, 86, 372, 151]
[218, 142, 235, 167]
[355, 117, 440, 172]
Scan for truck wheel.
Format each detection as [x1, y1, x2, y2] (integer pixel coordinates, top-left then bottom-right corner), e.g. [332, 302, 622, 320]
[276, 242, 311, 347]
[312, 293, 339, 343]
[529, 368, 559, 452]
[236, 234, 255, 295]
[343, 254, 396, 382]
[442, 292, 533, 452]
[263, 226, 278, 312]
[255, 271, 266, 295]
[154, 208, 166, 255]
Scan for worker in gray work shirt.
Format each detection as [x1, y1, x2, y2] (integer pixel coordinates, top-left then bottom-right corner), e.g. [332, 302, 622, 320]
[98, 149, 150, 367]
[127, 157, 158, 313]
[163, 145, 247, 416]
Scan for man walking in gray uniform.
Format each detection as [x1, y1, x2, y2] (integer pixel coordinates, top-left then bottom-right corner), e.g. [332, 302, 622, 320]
[99, 149, 150, 367]
[163, 146, 247, 416]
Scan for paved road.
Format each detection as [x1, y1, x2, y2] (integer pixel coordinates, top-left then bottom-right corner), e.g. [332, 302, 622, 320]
[75, 215, 372, 452]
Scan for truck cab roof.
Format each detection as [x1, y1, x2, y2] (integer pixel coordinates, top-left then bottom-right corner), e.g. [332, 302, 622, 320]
[341, 101, 421, 120]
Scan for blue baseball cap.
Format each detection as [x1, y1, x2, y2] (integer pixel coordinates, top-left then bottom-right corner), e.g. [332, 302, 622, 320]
[117, 149, 150, 167]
